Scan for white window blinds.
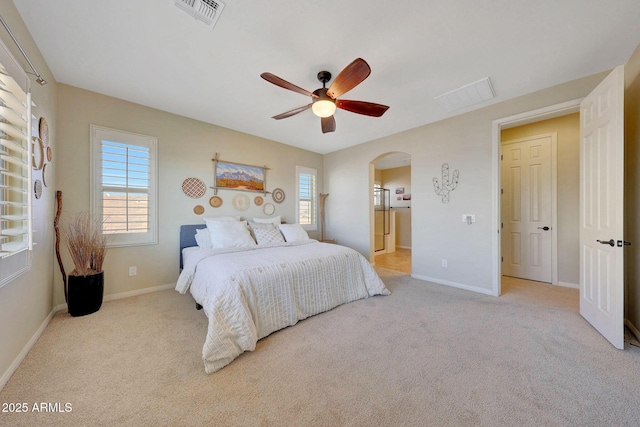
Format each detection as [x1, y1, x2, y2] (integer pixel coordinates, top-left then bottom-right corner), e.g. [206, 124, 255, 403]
[90, 125, 157, 247]
[101, 141, 150, 234]
[296, 166, 317, 230]
[0, 42, 32, 287]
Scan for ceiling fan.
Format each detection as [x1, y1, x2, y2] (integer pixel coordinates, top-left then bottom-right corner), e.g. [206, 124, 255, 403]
[260, 58, 389, 134]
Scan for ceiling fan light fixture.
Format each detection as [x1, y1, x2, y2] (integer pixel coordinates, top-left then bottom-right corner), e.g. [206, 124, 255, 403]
[312, 99, 336, 118]
[262, 59, 387, 132]
[311, 88, 336, 118]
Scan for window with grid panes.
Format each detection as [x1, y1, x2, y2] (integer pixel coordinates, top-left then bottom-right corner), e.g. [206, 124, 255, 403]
[296, 165, 317, 231]
[0, 40, 33, 287]
[90, 125, 157, 247]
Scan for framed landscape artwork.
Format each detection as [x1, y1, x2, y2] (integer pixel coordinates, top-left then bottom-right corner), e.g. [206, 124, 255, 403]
[212, 156, 267, 194]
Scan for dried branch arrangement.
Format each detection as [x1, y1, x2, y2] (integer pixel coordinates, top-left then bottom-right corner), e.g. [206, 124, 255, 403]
[61, 212, 109, 276]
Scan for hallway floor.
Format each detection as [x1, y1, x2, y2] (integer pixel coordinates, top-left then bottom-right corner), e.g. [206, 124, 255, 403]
[374, 248, 411, 273]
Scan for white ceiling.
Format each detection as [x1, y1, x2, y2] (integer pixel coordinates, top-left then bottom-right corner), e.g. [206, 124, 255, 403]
[12, 0, 640, 155]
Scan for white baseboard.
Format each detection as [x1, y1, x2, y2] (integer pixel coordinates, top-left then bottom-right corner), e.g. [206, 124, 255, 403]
[557, 281, 579, 289]
[2, 282, 175, 392]
[397, 246, 412, 250]
[106, 282, 175, 302]
[411, 274, 495, 296]
[625, 319, 640, 343]
[54, 283, 175, 313]
[0, 308, 55, 391]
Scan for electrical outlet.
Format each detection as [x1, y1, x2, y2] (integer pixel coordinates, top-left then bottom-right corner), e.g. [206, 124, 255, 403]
[129, 266, 137, 276]
[442, 259, 448, 268]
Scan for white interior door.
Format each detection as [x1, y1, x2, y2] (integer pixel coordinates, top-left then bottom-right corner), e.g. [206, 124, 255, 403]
[580, 65, 625, 349]
[501, 135, 554, 283]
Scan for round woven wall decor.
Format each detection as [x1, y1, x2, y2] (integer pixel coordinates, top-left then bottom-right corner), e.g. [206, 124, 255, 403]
[39, 117, 49, 145]
[232, 194, 250, 211]
[182, 178, 206, 198]
[32, 137, 44, 170]
[254, 196, 264, 206]
[272, 188, 285, 204]
[193, 205, 205, 215]
[34, 179, 42, 199]
[209, 196, 223, 208]
[42, 163, 51, 187]
[263, 203, 275, 215]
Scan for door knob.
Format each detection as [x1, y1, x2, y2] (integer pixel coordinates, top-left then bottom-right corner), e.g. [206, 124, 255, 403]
[597, 239, 615, 247]
[537, 226, 550, 231]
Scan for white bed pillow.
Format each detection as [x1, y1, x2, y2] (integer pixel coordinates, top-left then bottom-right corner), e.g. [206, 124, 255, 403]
[204, 216, 241, 225]
[278, 224, 310, 242]
[194, 228, 212, 249]
[253, 227, 285, 245]
[206, 219, 256, 248]
[253, 215, 281, 225]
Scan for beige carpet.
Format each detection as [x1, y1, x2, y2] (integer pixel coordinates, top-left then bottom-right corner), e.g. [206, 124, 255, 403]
[2, 269, 640, 426]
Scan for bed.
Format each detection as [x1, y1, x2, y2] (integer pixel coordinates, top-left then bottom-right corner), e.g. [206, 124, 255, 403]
[176, 223, 390, 373]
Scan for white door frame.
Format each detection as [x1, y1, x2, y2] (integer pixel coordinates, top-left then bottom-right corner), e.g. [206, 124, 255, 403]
[491, 99, 582, 296]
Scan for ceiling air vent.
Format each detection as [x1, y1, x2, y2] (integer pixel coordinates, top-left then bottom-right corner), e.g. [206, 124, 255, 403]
[175, 0, 226, 28]
[434, 77, 495, 113]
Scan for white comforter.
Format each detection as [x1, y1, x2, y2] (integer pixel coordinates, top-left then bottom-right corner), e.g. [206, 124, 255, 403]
[176, 240, 390, 373]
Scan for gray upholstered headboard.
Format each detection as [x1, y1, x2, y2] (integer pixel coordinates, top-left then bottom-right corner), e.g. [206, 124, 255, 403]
[180, 224, 206, 269]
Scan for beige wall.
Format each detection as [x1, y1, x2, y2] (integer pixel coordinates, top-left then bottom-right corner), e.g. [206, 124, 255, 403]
[625, 43, 640, 332]
[324, 72, 608, 294]
[381, 166, 412, 248]
[501, 113, 580, 285]
[55, 84, 323, 306]
[0, 2, 57, 387]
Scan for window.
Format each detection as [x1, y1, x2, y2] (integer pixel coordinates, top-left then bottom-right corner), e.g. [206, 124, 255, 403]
[90, 125, 157, 247]
[0, 41, 32, 287]
[374, 183, 382, 207]
[296, 165, 317, 231]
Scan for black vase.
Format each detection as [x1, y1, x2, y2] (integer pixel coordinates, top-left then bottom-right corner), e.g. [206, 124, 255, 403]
[67, 271, 104, 317]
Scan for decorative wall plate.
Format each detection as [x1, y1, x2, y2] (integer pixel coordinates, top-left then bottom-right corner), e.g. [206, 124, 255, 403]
[272, 188, 285, 203]
[193, 205, 205, 215]
[34, 179, 42, 199]
[42, 163, 51, 187]
[182, 177, 206, 198]
[254, 196, 264, 206]
[209, 196, 223, 208]
[46, 145, 53, 162]
[232, 194, 250, 211]
[39, 117, 49, 145]
[263, 203, 275, 215]
[32, 137, 44, 170]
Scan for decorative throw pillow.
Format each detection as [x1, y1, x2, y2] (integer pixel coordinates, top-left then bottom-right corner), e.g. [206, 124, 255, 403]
[253, 227, 285, 245]
[249, 222, 275, 229]
[278, 224, 310, 242]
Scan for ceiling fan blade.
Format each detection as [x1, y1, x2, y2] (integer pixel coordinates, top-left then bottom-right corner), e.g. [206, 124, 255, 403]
[321, 115, 336, 133]
[326, 58, 371, 99]
[261, 73, 318, 98]
[272, 104, 312, 120]
[336, 100, 389, 117]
